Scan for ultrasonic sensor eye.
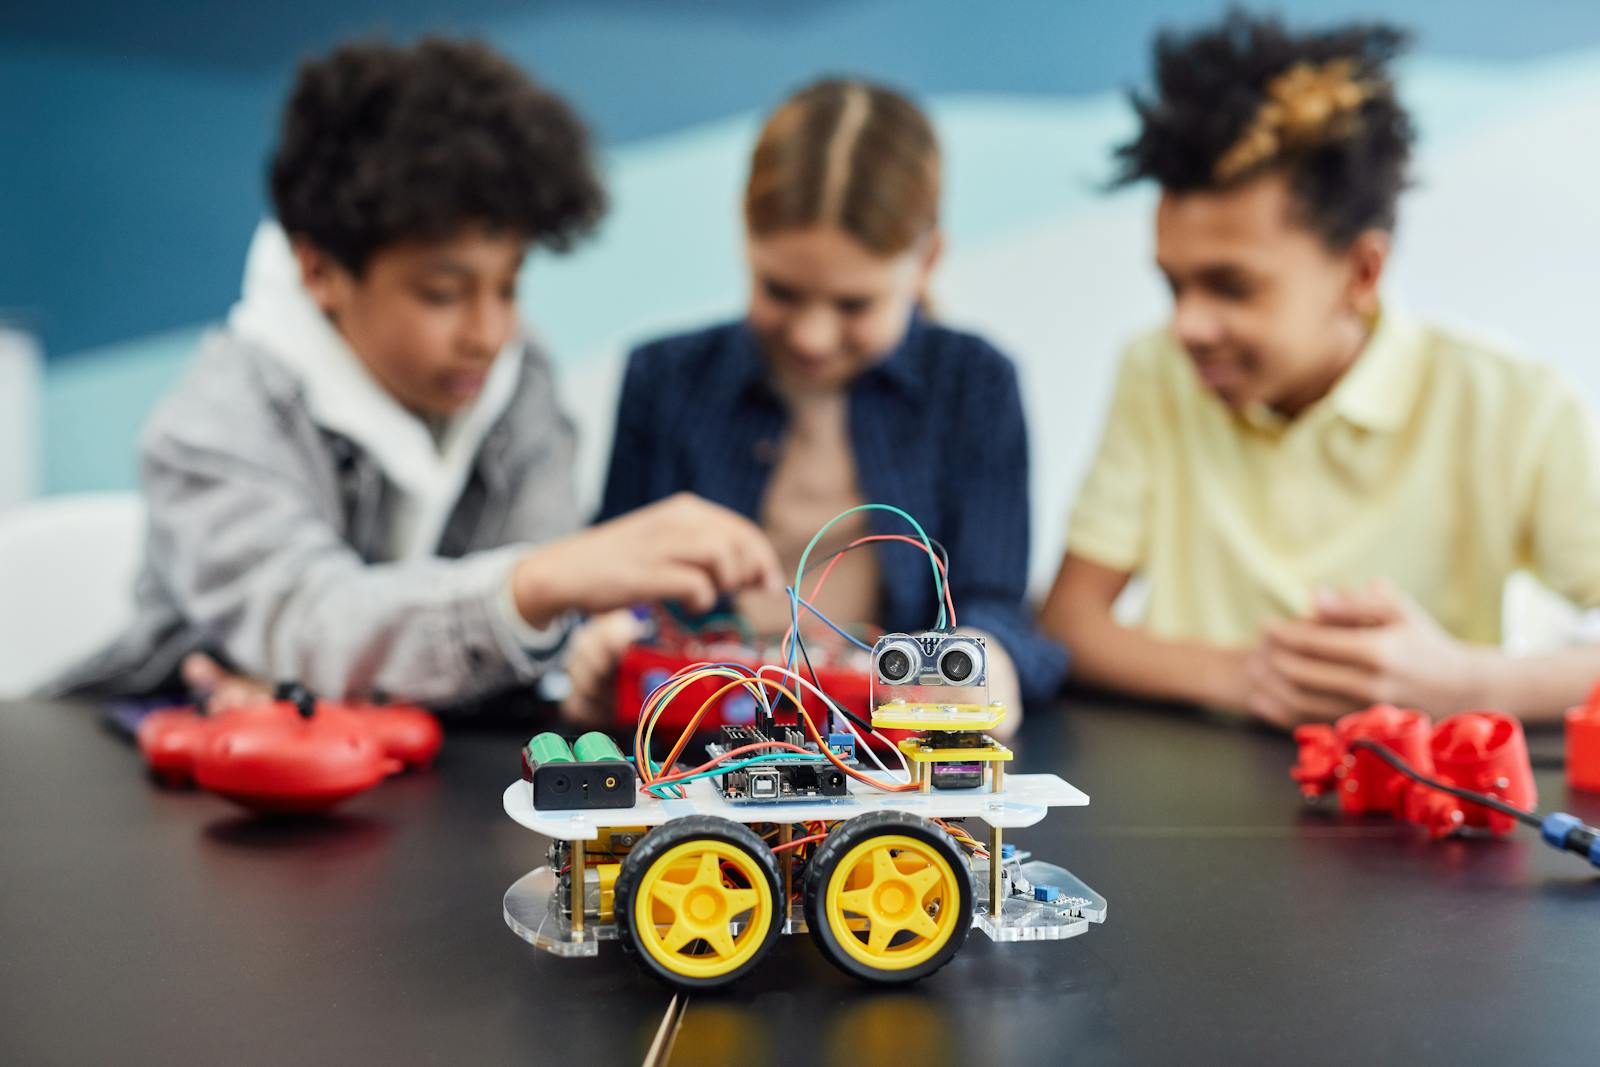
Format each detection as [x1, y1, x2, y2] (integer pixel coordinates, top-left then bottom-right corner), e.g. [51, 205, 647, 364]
[879, 648, 913, 682]
[874, 637, 923, 685]
[935, 638, 985, 686]
[939, 648, 974, 683]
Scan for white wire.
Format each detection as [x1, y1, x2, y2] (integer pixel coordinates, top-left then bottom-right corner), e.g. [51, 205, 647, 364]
[640, 666, 774, 761]
[755, 664, 913, 785]
[646, 661, 910, 789]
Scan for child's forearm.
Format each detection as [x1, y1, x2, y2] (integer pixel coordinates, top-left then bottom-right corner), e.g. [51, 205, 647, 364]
[220, 545, 548, 706]
[1056, 610, 1246, 710]
[1041, 555, 1246, 710]
[1474, 644, 1600, 722]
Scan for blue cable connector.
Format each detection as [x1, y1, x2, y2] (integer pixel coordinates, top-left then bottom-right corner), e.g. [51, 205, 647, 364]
[1540, 812, 1600, 868]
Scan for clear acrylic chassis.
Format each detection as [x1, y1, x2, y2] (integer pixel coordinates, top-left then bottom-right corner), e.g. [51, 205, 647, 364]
[503, 858, 1107, 956]
[501, 772, 1107, 956]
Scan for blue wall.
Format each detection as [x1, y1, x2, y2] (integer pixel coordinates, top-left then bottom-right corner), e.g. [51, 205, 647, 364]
[7, 1, 1600, 500]
[7, 0, 1600, 358]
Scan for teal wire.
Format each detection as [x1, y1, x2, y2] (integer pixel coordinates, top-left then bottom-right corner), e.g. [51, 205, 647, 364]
[787, 503, 946, 671]
[645, 750, 828, 798]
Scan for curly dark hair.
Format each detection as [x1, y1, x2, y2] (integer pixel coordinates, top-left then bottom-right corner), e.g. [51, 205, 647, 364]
[269, 37, 606, 273]
[1112, 8, 1415, 249]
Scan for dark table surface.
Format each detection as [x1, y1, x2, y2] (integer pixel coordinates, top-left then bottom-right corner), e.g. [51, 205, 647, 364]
[3, 696, 1598, 1066]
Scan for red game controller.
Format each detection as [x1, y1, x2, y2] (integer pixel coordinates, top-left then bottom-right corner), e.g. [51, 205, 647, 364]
[136, 683, 442, 813]
[1291, 704, 1536, 838]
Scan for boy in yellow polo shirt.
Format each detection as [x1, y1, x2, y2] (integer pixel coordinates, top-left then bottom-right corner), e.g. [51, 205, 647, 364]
[1041, 11, 1600, 725]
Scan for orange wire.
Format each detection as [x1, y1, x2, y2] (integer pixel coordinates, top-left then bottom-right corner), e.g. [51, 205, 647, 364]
[643, 739, 816, 788]
[642, 671, 917, 794]
[636, 664, 771, 775]
[808, 534, 955, 627]
[637, 535, 958, 794]
[650, 675, 802, 784]
[781, 533, 956, 666]
[771, 833, 829, 854]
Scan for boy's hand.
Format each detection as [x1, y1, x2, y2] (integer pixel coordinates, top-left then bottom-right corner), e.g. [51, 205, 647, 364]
[512, 493, 784, 627]
[1233, 643, 1364, 728]
[1253, 579, 1482, 723]
[180, 653, 274, 710]
[559, 609, 648, 727]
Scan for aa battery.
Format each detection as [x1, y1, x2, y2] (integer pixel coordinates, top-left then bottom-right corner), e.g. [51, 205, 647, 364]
[573, 731, 626, 764]
[525, 732, 575, 768]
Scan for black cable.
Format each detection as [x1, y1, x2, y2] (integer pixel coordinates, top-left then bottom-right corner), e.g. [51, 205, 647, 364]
[755, 532, 949, 741]
[795, 625, 875, 737]
[787, 536, 936, 738]
[1349, 739, 1542, 829]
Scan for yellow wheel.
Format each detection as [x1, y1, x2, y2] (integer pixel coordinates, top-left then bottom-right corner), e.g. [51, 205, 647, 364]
[614, 816, 781, 989]
[803, 811, 971, 983]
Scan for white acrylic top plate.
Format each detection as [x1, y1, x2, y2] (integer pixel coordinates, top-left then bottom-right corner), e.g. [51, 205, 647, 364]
[502, 772, 1089, 841]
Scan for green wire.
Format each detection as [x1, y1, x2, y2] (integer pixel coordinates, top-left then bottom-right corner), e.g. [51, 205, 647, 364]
[791, 504, 946, 631]
[645, 750, 829, 798]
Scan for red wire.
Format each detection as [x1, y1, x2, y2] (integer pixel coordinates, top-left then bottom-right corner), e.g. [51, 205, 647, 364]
[790, 700, 918, 792]
[642, 535, 954, 789]
[651, 676, 807, 786]
[771, 832, 828, 854]
[803, 533, 956, 631]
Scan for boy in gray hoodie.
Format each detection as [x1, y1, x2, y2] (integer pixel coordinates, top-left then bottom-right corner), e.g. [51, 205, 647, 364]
[49, 38, 781, 710]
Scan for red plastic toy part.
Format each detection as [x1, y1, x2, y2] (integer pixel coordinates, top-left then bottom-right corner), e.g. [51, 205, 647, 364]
[616, 645, 870, 731]
[136, 693, 441, 785]
[1291, 704, 1432, 816]
[1428, 712, 1536, 833]
[192, 713, 396, 814]
[136, 702, 295, 786]
[135, 687, 442, 813]
[1291, 705, 1536, 839]
[1565, 684, 1600, 793]
[315, 700, 443, 771]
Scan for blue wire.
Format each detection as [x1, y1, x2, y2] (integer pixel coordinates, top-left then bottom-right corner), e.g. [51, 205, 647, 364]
[637, 660, 771, 736]
[635, 661, 773, 790]
[786, 590, 874, 653]
[786, 503, 946, 672]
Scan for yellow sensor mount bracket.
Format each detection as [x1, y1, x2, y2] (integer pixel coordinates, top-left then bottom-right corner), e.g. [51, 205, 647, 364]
[870, 701, 1007, 733]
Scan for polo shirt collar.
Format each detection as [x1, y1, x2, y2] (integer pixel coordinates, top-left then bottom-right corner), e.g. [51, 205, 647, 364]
[1235, 303, 1426, 435]
[1327, 304, 1427, 432]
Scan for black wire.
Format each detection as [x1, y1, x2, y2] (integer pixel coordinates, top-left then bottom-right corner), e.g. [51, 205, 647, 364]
[1349, 739, 1542, 829]
[779, 532, 948, 738]
[794, 624, 875, 736]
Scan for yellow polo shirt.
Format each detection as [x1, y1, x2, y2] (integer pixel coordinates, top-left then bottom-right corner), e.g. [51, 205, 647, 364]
[1066, 308, 1600, 645]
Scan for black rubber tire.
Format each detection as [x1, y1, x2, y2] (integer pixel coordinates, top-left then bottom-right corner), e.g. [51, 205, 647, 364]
[613, 815, 782, 990]
[802, 810, 972, 984]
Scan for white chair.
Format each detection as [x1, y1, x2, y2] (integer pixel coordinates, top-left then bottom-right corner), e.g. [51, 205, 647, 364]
[0, 492, 146, 698]
[0, 327, 42, 509]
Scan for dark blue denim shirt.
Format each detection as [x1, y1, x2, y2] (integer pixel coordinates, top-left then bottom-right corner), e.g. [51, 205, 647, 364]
[596, 315, 1068, 704]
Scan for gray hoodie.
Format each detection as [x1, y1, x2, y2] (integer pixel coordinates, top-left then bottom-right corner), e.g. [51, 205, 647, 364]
[45, 223, 580, 706]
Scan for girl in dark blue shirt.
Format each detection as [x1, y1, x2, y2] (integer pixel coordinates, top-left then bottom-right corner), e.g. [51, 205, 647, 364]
[563, 78, 1066, 723]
